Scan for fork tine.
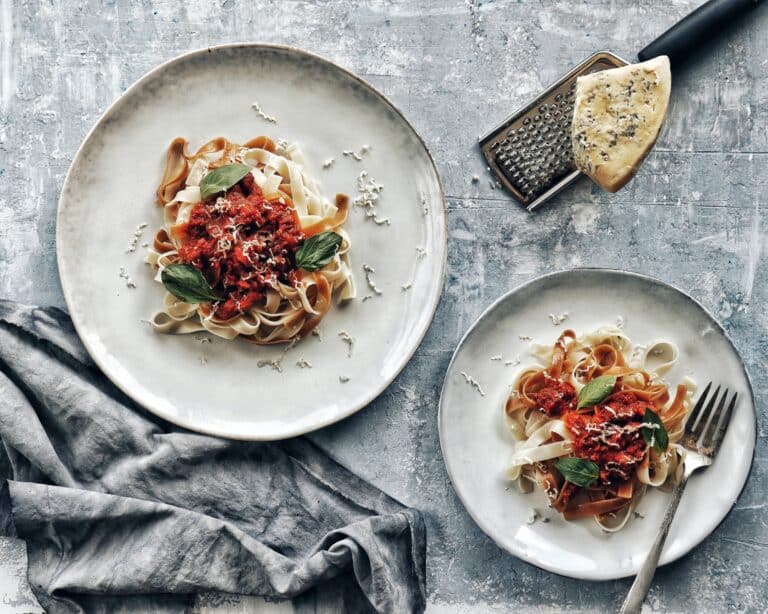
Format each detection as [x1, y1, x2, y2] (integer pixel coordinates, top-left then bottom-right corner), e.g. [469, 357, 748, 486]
[698, 388, 729, 449]
[711, 392, 738, 455]
[685, 381, 712, 434]
[691, 384, 719, 436]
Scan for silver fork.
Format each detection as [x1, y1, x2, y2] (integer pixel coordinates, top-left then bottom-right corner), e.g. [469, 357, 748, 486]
[620, 383, 738, 614]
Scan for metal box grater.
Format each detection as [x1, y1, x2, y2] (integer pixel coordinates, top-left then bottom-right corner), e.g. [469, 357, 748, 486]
[479, 51, 627, 211]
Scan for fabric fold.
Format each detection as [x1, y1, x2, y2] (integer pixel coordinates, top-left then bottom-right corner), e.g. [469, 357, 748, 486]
[0, 301, 426, 613]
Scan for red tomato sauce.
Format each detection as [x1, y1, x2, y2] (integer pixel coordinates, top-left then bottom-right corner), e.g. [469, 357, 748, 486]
[532, 380, 577, 416]
[175, 174, 305, 320]
[563, 392, 651, 485]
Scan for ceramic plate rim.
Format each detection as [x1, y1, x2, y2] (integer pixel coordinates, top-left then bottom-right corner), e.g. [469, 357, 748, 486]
[438, 267, 757, 580]
[56, 43, 447, 440]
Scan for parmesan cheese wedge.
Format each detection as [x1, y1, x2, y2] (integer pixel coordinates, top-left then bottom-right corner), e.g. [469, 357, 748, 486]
[571, 56, 671, 193]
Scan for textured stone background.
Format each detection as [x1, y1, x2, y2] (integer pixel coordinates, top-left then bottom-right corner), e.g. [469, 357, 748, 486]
[1, 0, 766, 612]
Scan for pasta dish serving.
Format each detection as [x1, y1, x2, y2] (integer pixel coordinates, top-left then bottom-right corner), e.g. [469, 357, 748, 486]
[505, 327, 694, 531]
[147, 136, 354, 343]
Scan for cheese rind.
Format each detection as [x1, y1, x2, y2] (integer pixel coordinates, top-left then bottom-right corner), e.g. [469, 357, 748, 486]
[571, 56, 671, 193]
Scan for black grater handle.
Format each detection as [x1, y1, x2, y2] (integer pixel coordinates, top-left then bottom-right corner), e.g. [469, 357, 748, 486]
[638, 0, 764, 67]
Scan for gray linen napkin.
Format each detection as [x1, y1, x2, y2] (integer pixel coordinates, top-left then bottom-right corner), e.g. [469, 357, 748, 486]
[0, 301, 427, 614]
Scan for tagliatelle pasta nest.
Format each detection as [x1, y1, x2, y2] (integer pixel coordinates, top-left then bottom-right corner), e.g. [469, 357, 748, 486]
[146, 136, 355, 344]
[504, 326, 696, 532]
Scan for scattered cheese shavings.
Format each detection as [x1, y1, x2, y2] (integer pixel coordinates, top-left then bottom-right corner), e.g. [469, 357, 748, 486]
[505, 356, 521, 367]
[257, 338, 297, 372]
[199, 356, 208, 365]
[416, 247, 427, 259]
[322, 158, 335, 169]
[616, 316, 625, 329]
[633, 511, 645, 519]
[195, 335, 212, 344]
[548, 312, 569, 326]
[118, 267, 136, 289]
[342, 145, 370, 161]
[526, 508, 539, 525]
[126, 222, 148, 253]
[401, 282, 412, 291]
[490, 355, 503, 361]
[338, 331, 354, 358]
[311, 328, 323, 340]
[362, 295, 373, 302]
[296, 357, 312, 369]
[362, 264, 383, 295]
[421, 195, 428, 216]
[518, 335, 533, 341]
[339, 375, 350, 383]
[141, 242, 149, 248]
[460, 371, 486, 396]
[353, 171, 390, 225]
[251, 101, 277, 123]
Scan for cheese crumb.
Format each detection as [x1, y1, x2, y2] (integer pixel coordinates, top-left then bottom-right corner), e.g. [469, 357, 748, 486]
[342, 145, 370, 162]
[251, 101, 277, 123]
[338, 331, 354, 358]
[416, 247, 427, 259]
[401, 282, 412, 291]
[339, 375, 350, 383]
[311, 328, 323, 341]
[505, 356, 521, 367]
[296, 357, 312, 369]
[362, 264, 383, 295]
[126, 222, 148, 253]
[322, 158, 335, 169]
[616, 315, 625, 329]
[257, 338, 297, 372]
[353, 171, 389, 225]
[362, 295, 373, 302]
[118, 267, 136, 289]
[460, 371, 486, 396]
[518, 335, 533, 341]
[490, 355, 502, 361]
[548, 312, 569, 326]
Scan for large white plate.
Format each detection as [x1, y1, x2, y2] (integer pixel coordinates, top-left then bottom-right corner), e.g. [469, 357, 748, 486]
[439, 269, 756, 580]
[57, 44, 446, 440]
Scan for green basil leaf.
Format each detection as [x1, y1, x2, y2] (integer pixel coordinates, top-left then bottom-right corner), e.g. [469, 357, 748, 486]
[555, 457, 600, 487]
[199, 163, 251, 200]
[577, 375, 617, 409]
[295, 231, 343, 271]
[161, 264, 221, 304]
[642, 408, 669, 454]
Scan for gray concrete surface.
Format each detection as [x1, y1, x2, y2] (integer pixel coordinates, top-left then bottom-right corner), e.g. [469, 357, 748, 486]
[1, 0, 766, 612]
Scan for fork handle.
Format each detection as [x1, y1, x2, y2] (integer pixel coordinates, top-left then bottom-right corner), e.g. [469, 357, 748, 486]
[619, 477, 688, 614]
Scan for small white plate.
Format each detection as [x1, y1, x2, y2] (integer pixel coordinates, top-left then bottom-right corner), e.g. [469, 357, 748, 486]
[57, 44, 446, 440]
[439, 269, 756, 580]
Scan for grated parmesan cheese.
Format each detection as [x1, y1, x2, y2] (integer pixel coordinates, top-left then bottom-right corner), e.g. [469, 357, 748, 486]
[548, 312, 569, 326]
[251, 100, 277, 123]
[126, 222, 148, 253]
[342, 145, 370, 161]
[322, 158, 335, 169]
[338, 331, 354, 357]
[353, 171, 389, 225]
[339, 375, 350, 383]
[296, 357, 312, 369]
[362, 264, 383, 295]
[460, 371, 486, 396]
[119, 267, 136, 289]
